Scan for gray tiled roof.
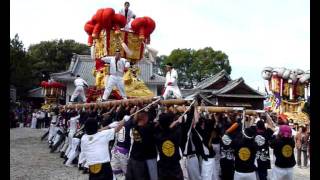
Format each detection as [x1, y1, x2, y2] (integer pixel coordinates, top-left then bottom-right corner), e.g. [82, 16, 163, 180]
[181, 70, 264, 99]
[50, 54, 165, 86]
[216, 78, 264, 97]
[195, 70, 231, 89]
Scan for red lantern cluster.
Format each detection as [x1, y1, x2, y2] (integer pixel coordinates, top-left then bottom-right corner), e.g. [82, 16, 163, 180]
[84, 8, 127, 46]
[84, 7, 156, 46]
[40, 81, 66, 97]
[40, 81, 65, 88]
[131, 16, 155, 43]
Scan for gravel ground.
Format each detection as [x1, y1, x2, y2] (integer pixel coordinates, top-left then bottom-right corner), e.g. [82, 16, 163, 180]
[10, 128, 87, 180]
[10, 128, 310, 180]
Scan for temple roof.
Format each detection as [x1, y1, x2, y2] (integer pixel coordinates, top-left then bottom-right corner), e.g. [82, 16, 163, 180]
[50, 54, 165, 86]
[195, 70, 231, 89]
[183, 70, 264, 100]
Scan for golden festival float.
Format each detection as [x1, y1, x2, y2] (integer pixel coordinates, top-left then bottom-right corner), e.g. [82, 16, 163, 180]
[83, 7, 157, 101]
[40, 80, 66, 110]
[261, 67, 310, 125]
[61, 5, 267, 117]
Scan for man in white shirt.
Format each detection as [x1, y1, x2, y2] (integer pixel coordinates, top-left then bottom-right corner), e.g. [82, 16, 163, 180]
[119, 2, 136, 31]
[70, 75, 89, 103]
[81, 117, 128, 180]
[65, 111, 80, 162]
[163, 63, 182, 99]
[101, 49, 130, 101]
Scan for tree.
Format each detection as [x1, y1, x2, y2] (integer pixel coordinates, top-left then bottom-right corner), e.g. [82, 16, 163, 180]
[160, 47, 232, 88]
[10, 34, 34, 97]
[28, 39, 89, 75]
[10, 36, 90, 98]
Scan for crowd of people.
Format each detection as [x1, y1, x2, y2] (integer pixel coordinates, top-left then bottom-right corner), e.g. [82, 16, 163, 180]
[10, 106, 51, 129]
[9, 101, 51, 129]
[38, 100, 310, 180]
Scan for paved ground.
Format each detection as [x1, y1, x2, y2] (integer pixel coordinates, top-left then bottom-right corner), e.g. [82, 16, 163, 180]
[270, 148, 310, 180]
[10, 128, 87, 180]
[10, 128, 310, 180]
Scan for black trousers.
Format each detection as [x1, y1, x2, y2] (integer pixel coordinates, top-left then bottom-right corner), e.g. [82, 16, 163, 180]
[257, 168, 268, 180]
[158, 161, 183, 180]
[220, 159, 234, 180]
[126, 158, 150, 180]
[89, 162, 113, 180]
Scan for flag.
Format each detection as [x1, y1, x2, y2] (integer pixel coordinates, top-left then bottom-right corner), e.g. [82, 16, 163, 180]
[274, 93, 281, 109]
[264, 95, 272, 111]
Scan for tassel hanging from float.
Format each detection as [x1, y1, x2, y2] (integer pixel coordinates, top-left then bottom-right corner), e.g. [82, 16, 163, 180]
[304, 85, 307, 100]
[280, 78, 283, 97]
[271, 73, 280, 94]
[308, 84, 310, 98]
[271, 77, 275, 92]
[289, 83, 293, 100]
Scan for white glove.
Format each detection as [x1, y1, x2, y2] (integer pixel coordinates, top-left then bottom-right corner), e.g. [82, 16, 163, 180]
[123, 115, 131, 122]
[108, 122, 119, 128]
[222, 134, 232, 145]
[233, 107, 244, 111]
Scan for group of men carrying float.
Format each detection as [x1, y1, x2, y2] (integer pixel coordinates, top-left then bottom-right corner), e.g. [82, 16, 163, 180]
[42, 94, 297, 180]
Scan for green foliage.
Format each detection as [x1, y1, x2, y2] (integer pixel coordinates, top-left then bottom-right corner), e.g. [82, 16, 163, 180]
[10, 34, 34, 97]
[28, 39, 89, 73]
[159, 47, 232, 88]
[10, 34, 89, 98]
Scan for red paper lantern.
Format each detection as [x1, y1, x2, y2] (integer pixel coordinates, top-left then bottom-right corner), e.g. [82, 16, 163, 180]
[91, 9, 104, 38]
[101, 8, 115, 30]
[144, 16, 155, 41]
[143, 17, 156, 44]
[87, 36, 93, 46]
[40, 81, 49, 88]
[95, 8, 104, 23]
[84, 20, 95, 46]
[84, 20, 94, 34]
[131, 17, 148, 40]
[112, 13, 126, 32]
[131, 17, 156, 42]
[92, 24, 102, 39]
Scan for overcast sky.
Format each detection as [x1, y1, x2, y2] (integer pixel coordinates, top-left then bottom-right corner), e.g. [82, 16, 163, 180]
[10, 0, 310, 91]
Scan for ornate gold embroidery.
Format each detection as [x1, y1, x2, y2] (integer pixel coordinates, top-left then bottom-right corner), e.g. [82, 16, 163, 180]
[282, 145, 293, 158]
[94, 30, 107, 58]
[89, 164, 102, 174]
[108, 30, 124, 57]
[238, 147, 251, 161]
[162, 140, 175, 157]
[127, 32, 143, 61]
